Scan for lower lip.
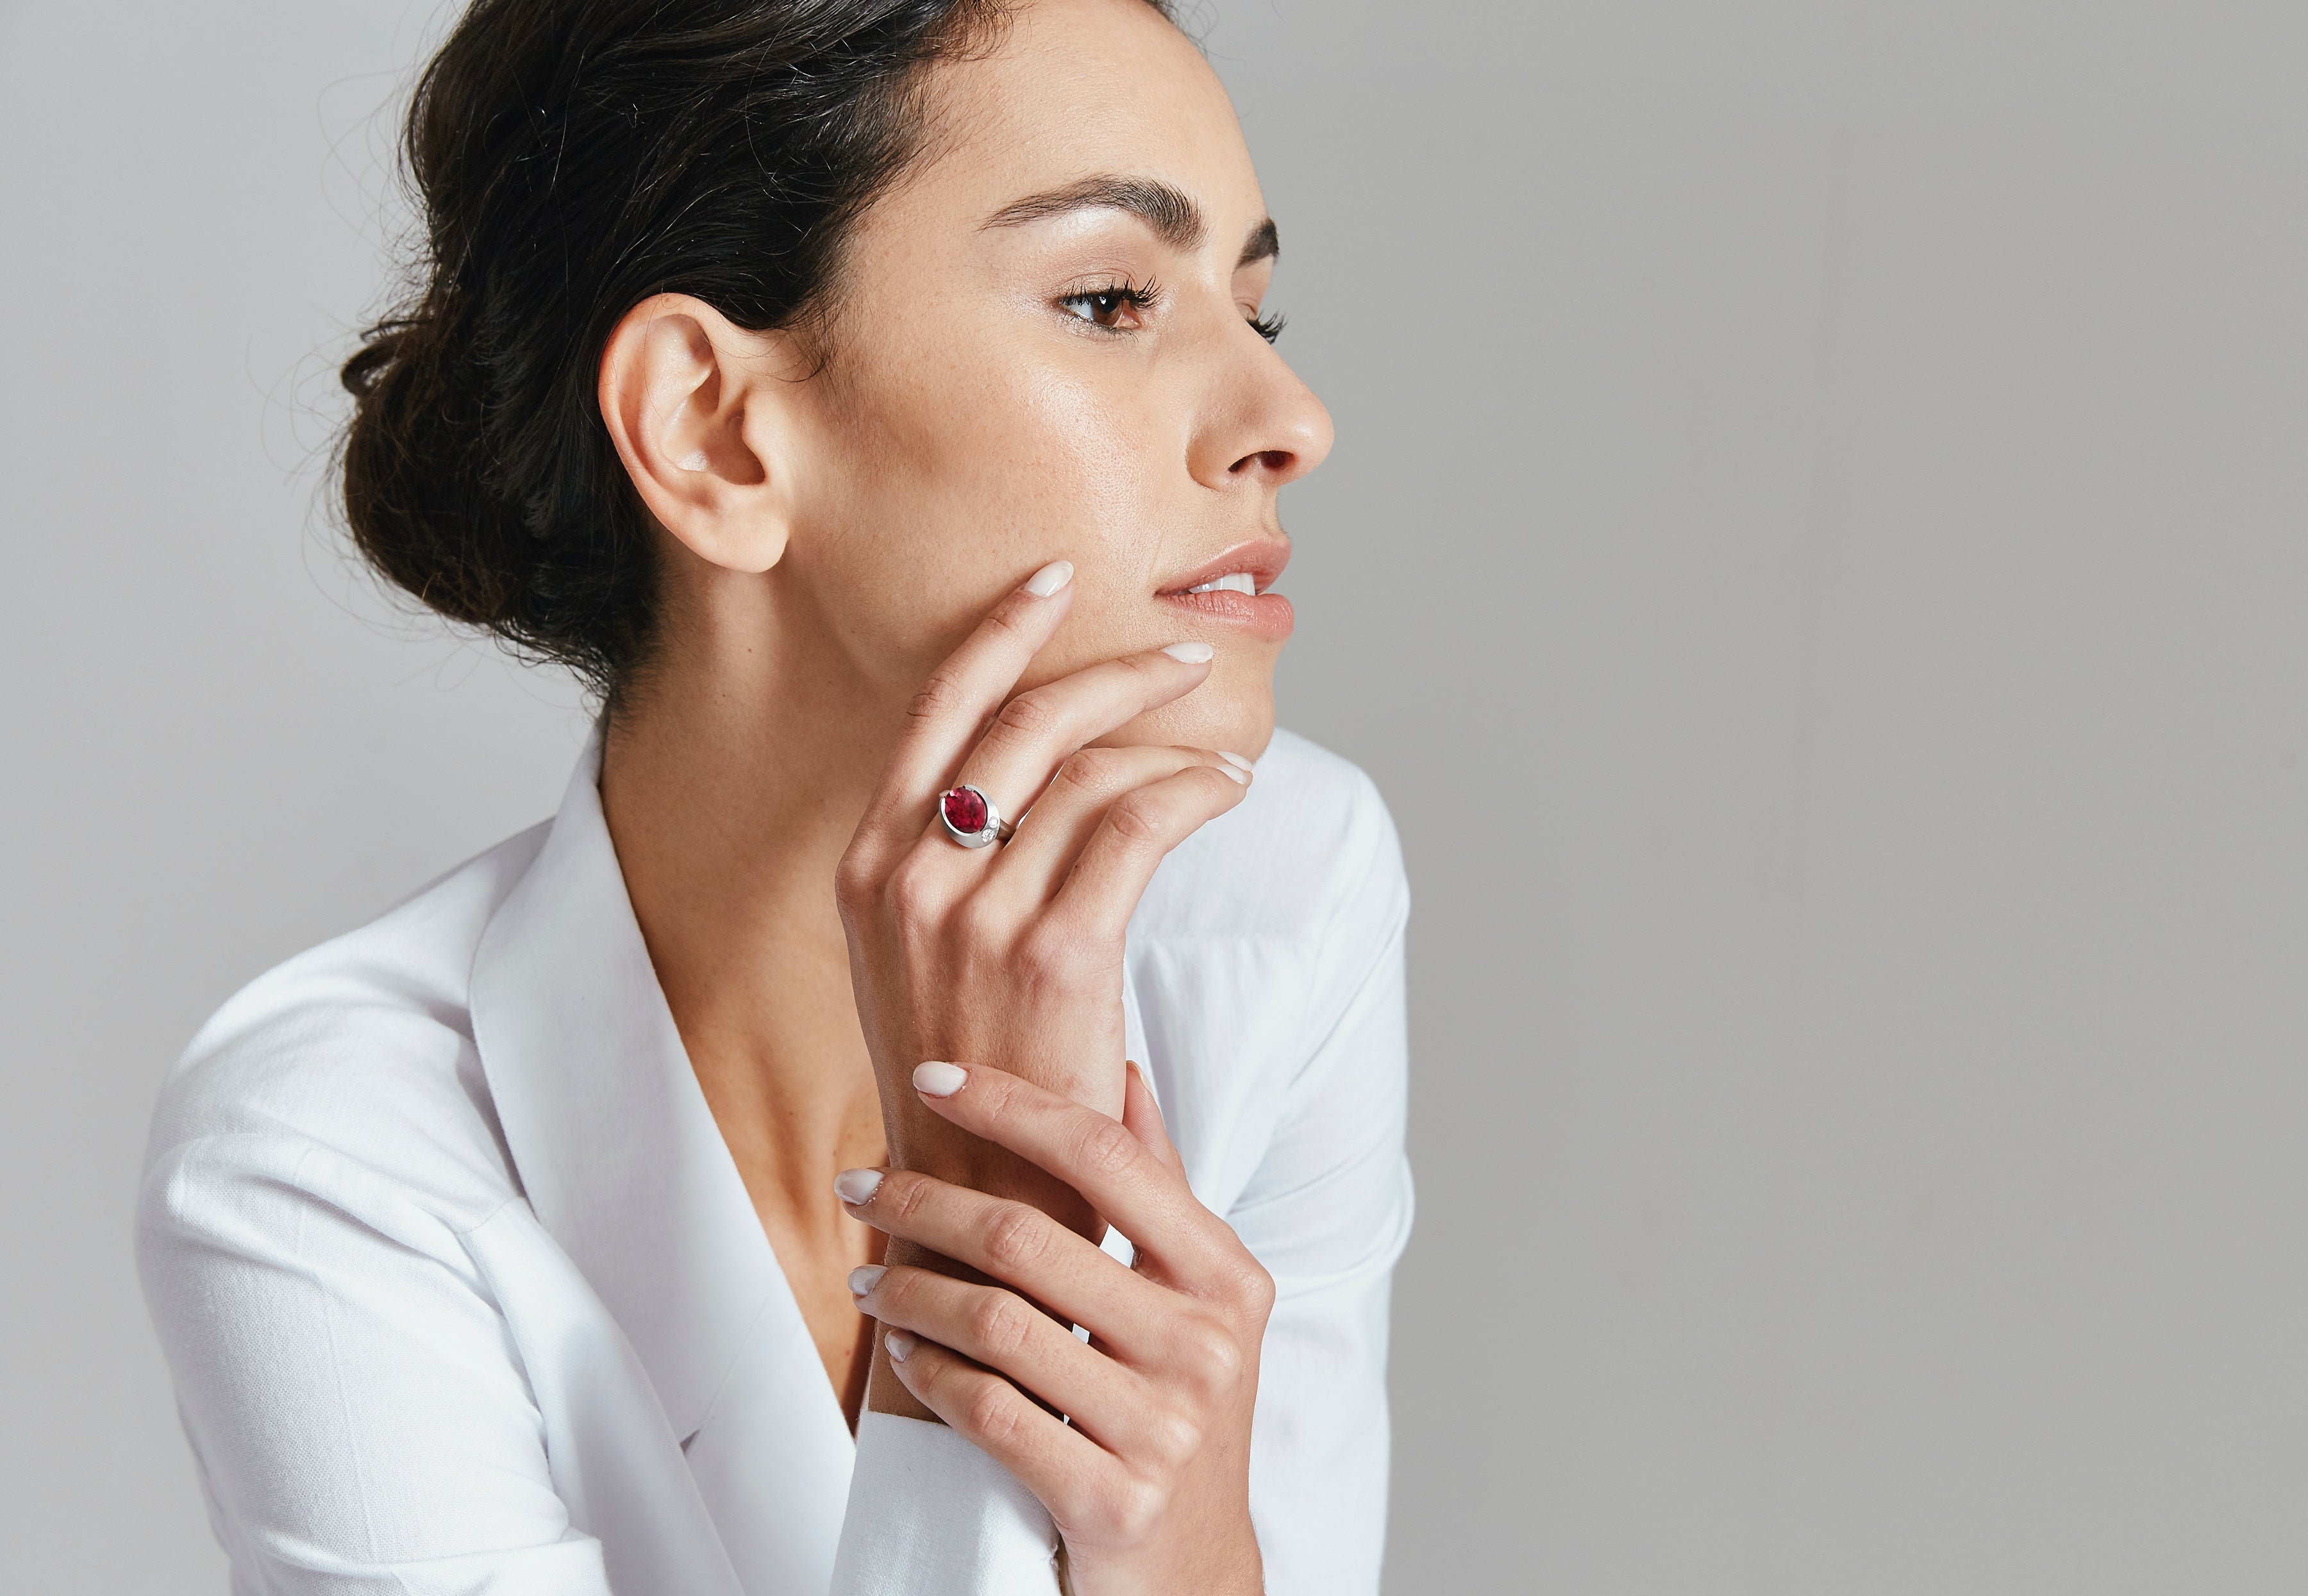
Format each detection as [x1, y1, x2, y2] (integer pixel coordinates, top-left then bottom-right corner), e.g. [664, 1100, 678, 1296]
[1157, 588, 1295, 640]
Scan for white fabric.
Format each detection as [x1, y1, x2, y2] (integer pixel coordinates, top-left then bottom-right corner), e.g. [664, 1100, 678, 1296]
[834, 1414, 1064, 1592]
[137, 724, 1412, 1596]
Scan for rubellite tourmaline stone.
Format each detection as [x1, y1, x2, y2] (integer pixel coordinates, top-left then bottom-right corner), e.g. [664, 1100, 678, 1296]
[941, 786, 989, 835]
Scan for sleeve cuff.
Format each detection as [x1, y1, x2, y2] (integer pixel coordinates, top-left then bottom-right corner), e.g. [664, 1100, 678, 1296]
[830, 1411, 1062, 1595]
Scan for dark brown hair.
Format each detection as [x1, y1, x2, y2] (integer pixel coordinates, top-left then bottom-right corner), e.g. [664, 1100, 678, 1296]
[339, 0, 1047, 706]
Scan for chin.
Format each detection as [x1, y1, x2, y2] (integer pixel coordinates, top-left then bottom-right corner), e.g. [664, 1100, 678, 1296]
[1099, 681, 1276, 761]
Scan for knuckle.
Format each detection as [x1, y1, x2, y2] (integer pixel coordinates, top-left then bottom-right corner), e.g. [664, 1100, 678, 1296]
[1103, 793, 1169, 847]
[991, 689, 1063, 742]
[874, 1268, 917, 1317]
[952, 892, 1013, 951]
[1208, 1240, 1276, 1320]
[832, 851, 877, 913]
[1016, 920, 1098, 986]
[1148, 1404, 1204, 1471]
[885, 856, 945, 922]
[1074, 1117, 1142, 1182]
[970, 1292, 1035, 1360]
[972, 1069, 1024, 1122]
[881, 1173, 932, 1227]
[983, 1204, 1053, 1273]
[1234, 1256, 1277, 1319]
[1053, 746, 1126, 796]
[1102, 1475, 1167, 1543]
[982, 599, 1030, 640]
[1178, 1315, 1244, 1388]
[906, 670, 966, 729]
[963, 1377, 1022, 1446]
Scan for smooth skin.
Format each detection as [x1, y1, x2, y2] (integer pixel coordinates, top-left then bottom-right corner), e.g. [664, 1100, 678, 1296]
[592, 0, 1327, 1588]
[845, 1059, 1274, 1596]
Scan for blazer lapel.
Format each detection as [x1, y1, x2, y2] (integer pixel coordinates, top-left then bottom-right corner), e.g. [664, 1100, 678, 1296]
[469, 726, 855, 1593]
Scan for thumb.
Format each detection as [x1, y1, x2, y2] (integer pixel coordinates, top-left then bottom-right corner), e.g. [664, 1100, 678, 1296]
[1121, 1059, 1182, 1170]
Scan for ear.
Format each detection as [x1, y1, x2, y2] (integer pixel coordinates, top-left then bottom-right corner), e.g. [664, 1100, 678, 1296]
[598, 294, 805, 574]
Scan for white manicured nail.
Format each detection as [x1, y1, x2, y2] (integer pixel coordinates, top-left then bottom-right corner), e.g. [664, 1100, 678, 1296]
[847, 1265, 887, 1299]
[914, 1061, 967, 1097]
[1214, 760, 1250, 785]
[1024, 560, 1073, 597]
[834, 1168, 883, 1205]
[1162, 641, 1215, 663]
[1218, 751, 1255, 772]
[885, 1329, 917, 1363]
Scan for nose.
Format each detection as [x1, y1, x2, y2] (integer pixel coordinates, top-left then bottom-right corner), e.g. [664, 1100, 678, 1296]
[1187, 335, 1335, 493]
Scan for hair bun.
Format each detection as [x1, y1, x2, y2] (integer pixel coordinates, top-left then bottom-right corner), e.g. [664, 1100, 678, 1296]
[340, 301, 527, 635]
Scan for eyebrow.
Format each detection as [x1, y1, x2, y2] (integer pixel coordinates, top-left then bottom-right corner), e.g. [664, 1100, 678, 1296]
[982, 174, 1280, 267]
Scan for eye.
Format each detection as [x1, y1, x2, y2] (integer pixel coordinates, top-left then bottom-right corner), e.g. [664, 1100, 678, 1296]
[1058, 279, 1158, 331]
[1249, 308, 1286, 345]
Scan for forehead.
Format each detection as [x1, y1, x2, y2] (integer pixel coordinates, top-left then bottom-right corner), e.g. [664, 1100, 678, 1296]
[899, 0, 1265, 244]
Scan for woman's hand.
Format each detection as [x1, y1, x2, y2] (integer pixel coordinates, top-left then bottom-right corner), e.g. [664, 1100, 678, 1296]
[839, 1058, 1273, 1596]
[835, 561, 1248, 1149]
[832, 558, 1253, 1417]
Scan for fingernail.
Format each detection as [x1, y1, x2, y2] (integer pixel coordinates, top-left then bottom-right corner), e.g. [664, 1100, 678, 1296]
[1162, 641, 1215, 663]
[834, 1168, 883, 1206]
[848, 1264, 887, 1299]
[1214, 760, 1250, 785]
[1024, 560, 1073, 597]
[914, 1060, 967, 1097]
[885, 1329, 917, 1363]
[1218, 751, 1255, 772]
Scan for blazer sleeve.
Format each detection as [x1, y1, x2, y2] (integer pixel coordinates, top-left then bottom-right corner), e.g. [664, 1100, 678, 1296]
[137, 1133, 616, 1595]
[1227, 774, 1414, 1596]
[830, 1412, 1062, 1593]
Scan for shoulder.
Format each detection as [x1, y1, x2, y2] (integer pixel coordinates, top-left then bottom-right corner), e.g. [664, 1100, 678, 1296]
[140, 820, 553, 1233]
[1135, 727, 1407, 948]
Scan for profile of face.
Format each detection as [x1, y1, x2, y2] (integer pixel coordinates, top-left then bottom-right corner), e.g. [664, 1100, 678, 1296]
[600, 0, 1333, 760]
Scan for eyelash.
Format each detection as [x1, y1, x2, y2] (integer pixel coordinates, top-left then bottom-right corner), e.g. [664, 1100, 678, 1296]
[1055, 278, 1287, 345]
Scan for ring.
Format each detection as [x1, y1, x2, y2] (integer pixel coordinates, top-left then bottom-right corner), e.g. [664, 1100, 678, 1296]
[937, 784, 1015, 849]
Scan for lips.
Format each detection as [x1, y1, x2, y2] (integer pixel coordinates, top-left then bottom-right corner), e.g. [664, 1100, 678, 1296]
[1158, 537, 1291, 597]
[1155, 536, 1294, 642]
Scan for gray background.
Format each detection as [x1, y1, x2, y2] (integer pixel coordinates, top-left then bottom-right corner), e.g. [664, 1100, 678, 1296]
[4, 0, 2303, 1590]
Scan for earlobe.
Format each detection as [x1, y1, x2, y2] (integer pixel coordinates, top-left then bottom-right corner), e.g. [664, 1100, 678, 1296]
[598, 293, 796, 575]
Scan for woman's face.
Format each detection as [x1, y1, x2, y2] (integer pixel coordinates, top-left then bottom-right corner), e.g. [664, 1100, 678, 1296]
[771, 0, 1332, 758]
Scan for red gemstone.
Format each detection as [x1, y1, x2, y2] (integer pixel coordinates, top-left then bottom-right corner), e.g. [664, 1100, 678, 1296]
[941, 786, 989, 834]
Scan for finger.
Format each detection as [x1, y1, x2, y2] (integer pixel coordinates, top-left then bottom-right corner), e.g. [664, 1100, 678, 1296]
[982, 744, 1245, 911]
[1123, 1060, 1182, 1173]
[851, 1265, 1151, 1446]
[880, 1329, 1120, 1517]
[942, 642, 1221, 833]
[910, 1061, 1216, 1268]
[838, 1167, 1169, 1359]
[853, 561, 1075, 860]
[1053, 763, 1252, 942]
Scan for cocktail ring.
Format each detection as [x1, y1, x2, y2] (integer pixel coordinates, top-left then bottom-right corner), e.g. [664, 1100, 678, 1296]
[937, 784, 1014, 848]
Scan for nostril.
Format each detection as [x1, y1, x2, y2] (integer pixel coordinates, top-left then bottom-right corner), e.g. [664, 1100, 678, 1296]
[1231, 448, 1291, 477]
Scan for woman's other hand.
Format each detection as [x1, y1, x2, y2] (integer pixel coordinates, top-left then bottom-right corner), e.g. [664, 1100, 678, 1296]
[839, 1060, 1271, 1596]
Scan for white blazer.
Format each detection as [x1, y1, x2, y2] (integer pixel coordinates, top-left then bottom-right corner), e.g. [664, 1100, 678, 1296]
[137, 726, 1412, 1595]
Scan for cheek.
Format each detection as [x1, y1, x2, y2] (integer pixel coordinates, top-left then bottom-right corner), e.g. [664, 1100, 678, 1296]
[812, 340, 1176, 647]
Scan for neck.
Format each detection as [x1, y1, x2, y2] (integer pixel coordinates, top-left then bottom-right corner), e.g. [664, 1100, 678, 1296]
[597, 571, 897, 1211]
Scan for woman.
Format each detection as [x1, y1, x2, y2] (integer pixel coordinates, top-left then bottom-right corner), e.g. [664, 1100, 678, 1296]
[136, 0, 1410, 1591]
